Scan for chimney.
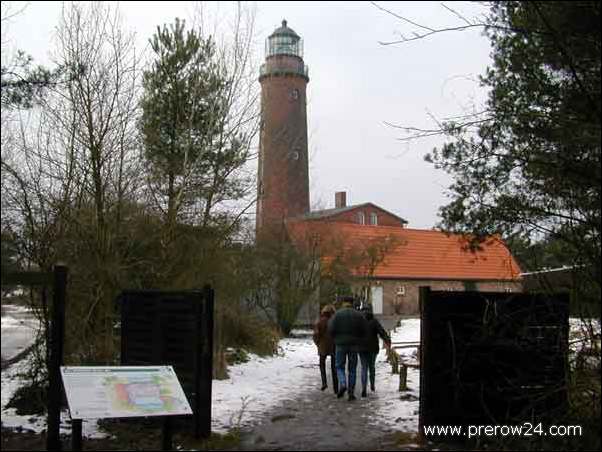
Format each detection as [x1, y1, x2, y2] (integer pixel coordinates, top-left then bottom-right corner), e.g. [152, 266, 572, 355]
[335, 191, 347, 208]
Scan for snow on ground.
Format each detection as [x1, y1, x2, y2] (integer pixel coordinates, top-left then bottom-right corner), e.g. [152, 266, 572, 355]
[0, 356, 88, 437]
[569, 317, 601, 347]
[1, 321, 416, 439]
[0, 322, 321, 437]
[2, 306, 597, 440]
[211, 332, 318, 432]
[370, 318, 420, 432]
[211, 319, 422, 434]
[1, 304, 39, 362]
[1, 304, 108, 439]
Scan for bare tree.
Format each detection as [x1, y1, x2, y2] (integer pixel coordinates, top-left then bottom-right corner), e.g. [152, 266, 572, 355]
[195, 2, 260, 229]
[1, 1, 142, 364]
[52, 1, 141, 242]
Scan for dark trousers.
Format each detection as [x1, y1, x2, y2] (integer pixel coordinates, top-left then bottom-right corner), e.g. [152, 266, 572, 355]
[319, 354, 338, 393]
[359, 351, 378, 390]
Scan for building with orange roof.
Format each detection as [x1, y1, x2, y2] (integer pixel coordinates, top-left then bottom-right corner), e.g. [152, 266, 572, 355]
[286, 192, 522, 315]
[256, 21, 522, 318]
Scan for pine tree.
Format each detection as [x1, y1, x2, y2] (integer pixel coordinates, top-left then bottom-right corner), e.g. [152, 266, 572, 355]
[140, 18, 226, 227]
[427, 1, 600, 296]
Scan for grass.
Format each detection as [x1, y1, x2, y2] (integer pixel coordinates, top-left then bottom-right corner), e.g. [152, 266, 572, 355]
[178, 430, 242, 450]
[97, 418, 242, 451]
[390, 430, 420, 445]
[1, 424, 243, 451]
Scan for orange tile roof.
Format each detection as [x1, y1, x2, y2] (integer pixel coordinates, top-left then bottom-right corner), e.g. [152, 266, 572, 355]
[286, 220, 522, 281]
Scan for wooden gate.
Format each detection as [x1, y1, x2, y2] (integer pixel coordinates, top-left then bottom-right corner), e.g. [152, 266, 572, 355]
[119, 286, 214, 438]
[419, 287, 569, 442]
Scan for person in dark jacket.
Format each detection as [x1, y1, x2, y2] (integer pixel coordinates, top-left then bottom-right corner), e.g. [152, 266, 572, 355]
[313, 304, 338, 394]
[328, 297, 368, 401]
[359, 306, 391, 397]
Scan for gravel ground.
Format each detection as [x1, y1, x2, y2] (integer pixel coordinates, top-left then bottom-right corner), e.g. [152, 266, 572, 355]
[237, 365, 422, 451]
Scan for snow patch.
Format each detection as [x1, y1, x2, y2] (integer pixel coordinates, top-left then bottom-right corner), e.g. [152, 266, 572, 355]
[212, 332, 318, 432]
[371, 318, 421, 432]
[2, 314, 596, 440]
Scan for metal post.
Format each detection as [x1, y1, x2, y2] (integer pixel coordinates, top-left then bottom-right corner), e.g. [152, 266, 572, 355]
[195, 292, 202, 439]
[196, 285, 214, 439]
[47, 265, 68, 451]
[417, 286, 430, 444]
[162, 416, 173, 451]
[71, 419, 83, 451]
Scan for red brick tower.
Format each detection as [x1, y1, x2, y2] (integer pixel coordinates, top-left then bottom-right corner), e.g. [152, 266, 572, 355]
[256, 20, 310, 242]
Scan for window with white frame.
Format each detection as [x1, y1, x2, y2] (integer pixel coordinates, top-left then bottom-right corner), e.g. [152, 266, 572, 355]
[357, 211, 365, 225]
[370, 212, 378, 225]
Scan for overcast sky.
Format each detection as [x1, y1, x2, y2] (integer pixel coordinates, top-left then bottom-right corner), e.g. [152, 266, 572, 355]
[2, 1, 492, 229]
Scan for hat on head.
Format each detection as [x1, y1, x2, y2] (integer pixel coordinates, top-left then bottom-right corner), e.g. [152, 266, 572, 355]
[339, 295, 355, 307]
[321, 304, 336, 316]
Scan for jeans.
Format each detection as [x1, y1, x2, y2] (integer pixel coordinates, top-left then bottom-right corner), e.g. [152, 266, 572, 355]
[359, 351, 378, 390]
[335, 346, 358, 391]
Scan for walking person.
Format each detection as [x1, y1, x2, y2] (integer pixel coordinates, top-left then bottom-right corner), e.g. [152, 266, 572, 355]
[312, 304, 338, 394]
[328, 297, 367, 401]
[359, 305, 391, 397]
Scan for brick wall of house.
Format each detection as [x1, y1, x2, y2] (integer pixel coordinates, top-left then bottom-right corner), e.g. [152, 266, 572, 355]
[351, 279, 523, 316]
[327, 205, 405, 227]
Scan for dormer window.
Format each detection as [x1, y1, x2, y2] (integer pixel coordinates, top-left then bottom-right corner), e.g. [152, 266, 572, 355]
[357, 211, 365, 225]
[370, 212, 378, 225]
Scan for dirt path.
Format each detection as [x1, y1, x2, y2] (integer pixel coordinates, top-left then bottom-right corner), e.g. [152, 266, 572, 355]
[238, 383, 421, 451]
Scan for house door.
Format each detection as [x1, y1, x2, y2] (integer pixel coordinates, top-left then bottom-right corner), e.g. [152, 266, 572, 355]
[371, 286, 383, 314]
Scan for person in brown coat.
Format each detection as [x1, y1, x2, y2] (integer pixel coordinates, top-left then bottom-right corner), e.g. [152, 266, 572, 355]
[313, 304, 338, 393]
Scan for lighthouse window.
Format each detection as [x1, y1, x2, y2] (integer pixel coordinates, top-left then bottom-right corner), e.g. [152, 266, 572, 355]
[268, 35, 300, 57]
[290, 89, 299, 100]
[276, 36, 293, 53]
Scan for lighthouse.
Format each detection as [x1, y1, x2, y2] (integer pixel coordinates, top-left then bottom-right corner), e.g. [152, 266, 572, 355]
[256, 20, 310, 241]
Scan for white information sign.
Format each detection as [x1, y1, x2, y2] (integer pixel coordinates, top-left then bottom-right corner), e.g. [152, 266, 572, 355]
[60, 366, 193, 419]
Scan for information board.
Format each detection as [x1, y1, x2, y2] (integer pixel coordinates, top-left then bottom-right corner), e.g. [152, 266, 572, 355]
[61, 366, 193, 419]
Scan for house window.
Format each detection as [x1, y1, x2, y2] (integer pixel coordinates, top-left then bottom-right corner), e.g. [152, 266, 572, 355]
[357, 211, 365, 225]
[396, 285, 406, 296]
[370, 212, 378, 225]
